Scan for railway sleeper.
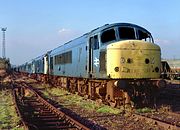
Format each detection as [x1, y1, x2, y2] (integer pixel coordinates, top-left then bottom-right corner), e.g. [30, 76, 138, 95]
[13, 85, 90, 130]
[37, 125, 77, 130]
[32, 121, 70, 126]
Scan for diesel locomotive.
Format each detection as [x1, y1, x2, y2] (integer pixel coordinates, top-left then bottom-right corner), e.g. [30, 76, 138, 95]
[17, 23, 165, 107]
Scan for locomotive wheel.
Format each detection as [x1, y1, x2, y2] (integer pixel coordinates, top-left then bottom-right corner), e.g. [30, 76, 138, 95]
[95, 99, 103, 106]
[170, 75, 175, 80]
[83, 94, 89, 100]
[108, 100, 117, 107]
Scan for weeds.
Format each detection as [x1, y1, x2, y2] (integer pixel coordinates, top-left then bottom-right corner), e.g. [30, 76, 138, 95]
[97, 105, 121, 114]
[136, 107, 154, 113]
[0, 89, 23, 130]
[43, 87, 121, 114]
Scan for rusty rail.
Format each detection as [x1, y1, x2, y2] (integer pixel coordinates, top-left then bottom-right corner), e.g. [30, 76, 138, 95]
[11, 84, 29, 130]
[133, 113, 180, 130]
[12, 81, 90, 130]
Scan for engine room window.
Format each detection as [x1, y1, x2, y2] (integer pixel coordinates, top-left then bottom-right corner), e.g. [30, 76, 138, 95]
[55, 51, 72, 65]
[101, 29, 116, 43]
[119, 27, 135, 39]
[64, 51, 72, 63]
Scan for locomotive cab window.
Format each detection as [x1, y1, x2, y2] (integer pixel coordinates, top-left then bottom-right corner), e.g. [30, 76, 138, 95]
[119, 27, 135, 40]
[101, 28, 116, 44]
[50, 57, 53, 72]
[138, 30, 153, 43]
[90, 35, 99, 50]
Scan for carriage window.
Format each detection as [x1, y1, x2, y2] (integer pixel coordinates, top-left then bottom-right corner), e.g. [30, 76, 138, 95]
[101, 29, 116, 43]
[119, 27, 135, 39]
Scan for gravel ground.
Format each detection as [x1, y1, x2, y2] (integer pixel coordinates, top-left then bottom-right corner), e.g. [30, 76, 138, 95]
[29, 81, 165, 130]
[13, 76, 180, 130]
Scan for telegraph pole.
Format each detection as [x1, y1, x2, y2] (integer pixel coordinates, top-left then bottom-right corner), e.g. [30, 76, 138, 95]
[1, 27, 7, 59]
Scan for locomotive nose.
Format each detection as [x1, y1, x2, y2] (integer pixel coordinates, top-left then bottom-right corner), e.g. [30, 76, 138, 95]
[107, 40, 161, 79]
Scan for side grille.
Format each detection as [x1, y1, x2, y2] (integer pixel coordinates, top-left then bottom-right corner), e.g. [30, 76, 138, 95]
[100, 51, 106, 72]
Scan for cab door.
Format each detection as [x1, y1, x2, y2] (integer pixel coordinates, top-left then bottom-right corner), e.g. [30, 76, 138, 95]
[49, 56, 53, 75]
[88, 35, 100, 78]
[43, 55, 49, 74]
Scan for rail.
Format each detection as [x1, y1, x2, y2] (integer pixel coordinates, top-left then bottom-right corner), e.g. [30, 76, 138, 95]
[133, 113, 180, 130]
[12, 81, 90, 130]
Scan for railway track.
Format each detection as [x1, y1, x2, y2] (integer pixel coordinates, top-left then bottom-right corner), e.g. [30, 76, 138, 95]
[133, 112, 180, 130]
[12, 82, 91, 130]
[131, 81, 180, 130]
[158, 86, 180, 103]
[157, 81, 180, 113]
[10, 74, 180, 130]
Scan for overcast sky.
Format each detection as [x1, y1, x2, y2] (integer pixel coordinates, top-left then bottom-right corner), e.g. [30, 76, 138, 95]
[0, 0, 180, 65]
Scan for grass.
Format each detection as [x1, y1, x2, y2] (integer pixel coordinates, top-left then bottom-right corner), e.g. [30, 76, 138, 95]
[136, 107, 154, 113]
[41, 86, 122, 114]
[0, 89, 23, 130]
[158, 105, 171, 113]
[97, 105, 121, 114]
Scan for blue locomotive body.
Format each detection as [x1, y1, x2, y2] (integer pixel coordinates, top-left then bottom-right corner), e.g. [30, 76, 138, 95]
[32, 55, 45, 74]
[19, 23, 159, 79]
[49, 34, 88, 78]
[16, 23, 165, 107]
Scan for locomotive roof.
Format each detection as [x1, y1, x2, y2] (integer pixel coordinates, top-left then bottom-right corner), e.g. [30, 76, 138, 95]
[66, 23, 151, 42]
[19, 23, 152, 66]
[89, 23, 151, 35]
[52, 23, 151, 51]
[49, 23, 152, 55]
